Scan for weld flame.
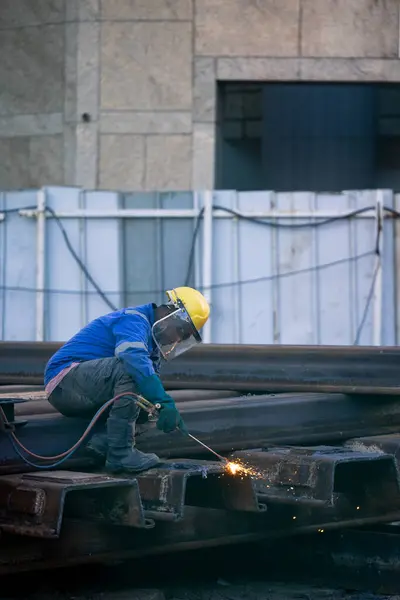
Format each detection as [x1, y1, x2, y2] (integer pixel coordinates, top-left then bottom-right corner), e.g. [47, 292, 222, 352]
[226, 461, 243, 475]
[224, 459, 265, 479]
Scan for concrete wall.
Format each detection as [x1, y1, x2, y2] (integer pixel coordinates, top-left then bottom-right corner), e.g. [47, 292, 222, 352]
[1, 0, 400, 191]
[0, 1, 65, 188]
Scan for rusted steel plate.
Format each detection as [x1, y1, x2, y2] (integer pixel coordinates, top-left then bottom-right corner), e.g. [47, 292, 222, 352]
[3, 502, 400, 575]
[231, 445, 400, 510]
[135, 459, 265, 521]
[346, 433, 400, 461]
[0, 470, 151, 538]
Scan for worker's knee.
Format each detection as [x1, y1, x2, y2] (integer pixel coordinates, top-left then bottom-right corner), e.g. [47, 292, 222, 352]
[110, 396, 140, 421]
[48, 386, 95, 418]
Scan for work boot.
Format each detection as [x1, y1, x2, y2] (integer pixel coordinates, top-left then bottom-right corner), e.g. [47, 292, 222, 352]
[86, 432, 108, 462]
[86, 430, 137, 462]
[105, 417, 160, 474]
[86, 393, 136, 462]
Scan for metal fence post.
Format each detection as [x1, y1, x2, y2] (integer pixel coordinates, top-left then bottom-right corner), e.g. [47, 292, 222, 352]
[35, 188, 46, 342]
[201, 190, 213, 343]
[372, 190, 384, 346]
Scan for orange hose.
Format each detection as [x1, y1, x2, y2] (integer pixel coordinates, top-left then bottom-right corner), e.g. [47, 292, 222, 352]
[0, 391, 144, 461]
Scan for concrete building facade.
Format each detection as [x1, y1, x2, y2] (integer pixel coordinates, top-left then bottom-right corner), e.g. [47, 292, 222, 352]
[0, 0, 400, 191]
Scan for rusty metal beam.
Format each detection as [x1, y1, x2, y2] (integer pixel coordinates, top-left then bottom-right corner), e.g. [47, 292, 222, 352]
[0, 470, 153, 538]
[232, 445, 400, 511]
[3, 392, 400, 474]
[345, 433, 400, 460]
[0, 442, 399, 545]
[0, 342, 56, 385]
[161, 344, 400, 394]
[3, 496, 400, 576]
[3, 342, 400, 395]
[6, 388, 242, 419]
[135, 459, 265, 521]
[135, 393, 400, 458]
[0, 436, 398, 548]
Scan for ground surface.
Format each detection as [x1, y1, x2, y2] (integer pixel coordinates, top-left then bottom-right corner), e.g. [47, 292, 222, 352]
[5, 581, 399, 600]
[2, 542, 399, 600]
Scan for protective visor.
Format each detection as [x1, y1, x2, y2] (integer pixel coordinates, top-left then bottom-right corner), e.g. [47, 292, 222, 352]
[151, 304, 202, 361]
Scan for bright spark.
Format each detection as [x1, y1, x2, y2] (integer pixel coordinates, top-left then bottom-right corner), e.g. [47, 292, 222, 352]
[224, 459, 265, 479]
[226, 461, 243, 475]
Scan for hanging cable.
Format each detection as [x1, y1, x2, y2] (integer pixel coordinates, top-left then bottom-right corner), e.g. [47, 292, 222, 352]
[44, 206, 117, 312]
[212, 204, 374, 229]
[1, 202, 398, 323]
[184, 206, 205, 286]
[0, 391, 146, 470]
[0, 205, 37, 214]
[0, 250, 375, 295]
[382, 206, 400, 219]
[353, 259, 380, 346]
[183, 204, 391, 287]
[10, 202, 386, 305]
[353, 202, 383, 345]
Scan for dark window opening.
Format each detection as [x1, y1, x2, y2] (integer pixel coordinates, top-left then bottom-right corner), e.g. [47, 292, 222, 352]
[215, 82, 400, 193]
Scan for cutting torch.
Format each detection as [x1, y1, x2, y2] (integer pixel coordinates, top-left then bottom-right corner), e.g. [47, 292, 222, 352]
[137, 394, 228, 463]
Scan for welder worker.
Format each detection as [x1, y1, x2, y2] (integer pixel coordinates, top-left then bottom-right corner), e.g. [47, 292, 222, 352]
[44, 287, 210, 474]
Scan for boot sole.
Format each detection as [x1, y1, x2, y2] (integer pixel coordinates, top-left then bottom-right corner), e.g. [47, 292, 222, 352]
[105, 457, 160, 474]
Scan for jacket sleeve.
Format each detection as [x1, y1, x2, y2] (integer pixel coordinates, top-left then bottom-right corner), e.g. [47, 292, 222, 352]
[112, 312, 172, 405]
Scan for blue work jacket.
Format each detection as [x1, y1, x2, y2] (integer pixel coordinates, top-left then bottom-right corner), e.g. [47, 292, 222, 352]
[44, 303, 161, 387]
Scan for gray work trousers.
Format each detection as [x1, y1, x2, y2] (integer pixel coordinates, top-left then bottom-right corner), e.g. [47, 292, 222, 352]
[48, 357, 142, 423]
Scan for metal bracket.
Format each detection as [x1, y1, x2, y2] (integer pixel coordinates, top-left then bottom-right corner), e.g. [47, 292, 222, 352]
[0, 470, 154, 538]
[18, 209, 37, 218]
[0, 398, 28, 432]
[136, 459, 266, 521]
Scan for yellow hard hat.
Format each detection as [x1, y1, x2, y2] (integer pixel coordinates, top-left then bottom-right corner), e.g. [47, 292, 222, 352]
[165, 286, 210, 333]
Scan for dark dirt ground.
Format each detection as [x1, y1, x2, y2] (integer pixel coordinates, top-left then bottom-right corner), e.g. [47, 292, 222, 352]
[1, 541, 399, 600]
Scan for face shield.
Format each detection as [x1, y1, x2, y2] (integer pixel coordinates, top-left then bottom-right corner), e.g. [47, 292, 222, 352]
[152, 303, 202, 361]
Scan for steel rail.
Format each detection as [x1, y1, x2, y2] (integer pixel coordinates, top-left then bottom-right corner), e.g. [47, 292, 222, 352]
[0, 342, 60, 385]
[2, 392, 400, 473]
[160, 343, 400, 394]
[2, 342, 400, 395]
[2, 504, 400, 575]
[4, 388, 242, 418]
[1, 431, 400, 574]
[3, 442, 398, 540]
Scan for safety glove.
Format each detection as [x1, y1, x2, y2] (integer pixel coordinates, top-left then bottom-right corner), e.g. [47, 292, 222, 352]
[156, 404, 187, 434]
[138, 375, 188, 434]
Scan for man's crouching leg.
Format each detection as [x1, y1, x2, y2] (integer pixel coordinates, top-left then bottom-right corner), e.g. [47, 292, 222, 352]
[85, 431, 108, 461]
[103, 361, 160, 474]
